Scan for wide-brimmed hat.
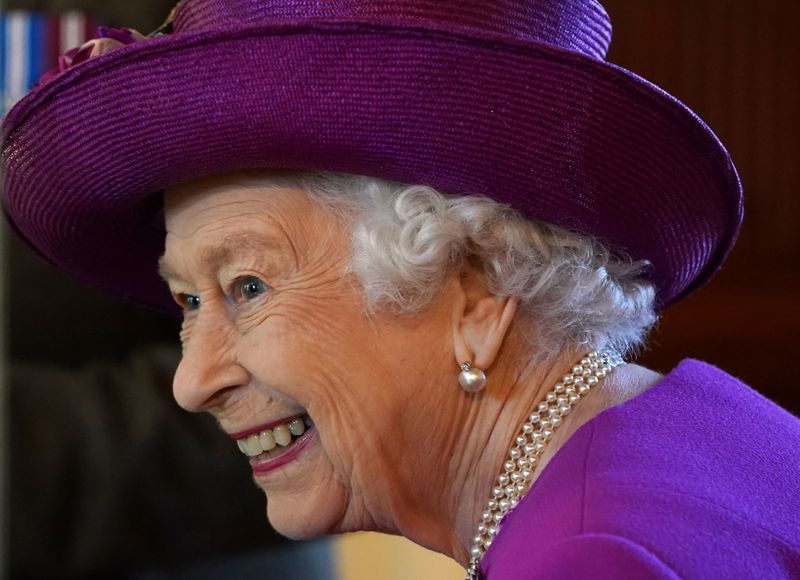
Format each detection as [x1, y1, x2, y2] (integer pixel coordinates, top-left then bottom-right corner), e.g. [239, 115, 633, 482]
[2, 0, 743, 314]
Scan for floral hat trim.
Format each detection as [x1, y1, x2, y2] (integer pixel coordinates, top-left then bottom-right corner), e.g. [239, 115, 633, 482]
[35, 2, 180, 89]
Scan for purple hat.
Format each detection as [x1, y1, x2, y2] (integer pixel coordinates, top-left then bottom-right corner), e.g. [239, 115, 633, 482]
[2, 0, 743, 314]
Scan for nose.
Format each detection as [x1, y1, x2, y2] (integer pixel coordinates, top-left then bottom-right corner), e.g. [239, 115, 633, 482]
[172, 304, 249, 412]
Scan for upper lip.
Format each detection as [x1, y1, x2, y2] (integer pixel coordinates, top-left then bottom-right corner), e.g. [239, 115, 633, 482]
[227, 413, 306, 440]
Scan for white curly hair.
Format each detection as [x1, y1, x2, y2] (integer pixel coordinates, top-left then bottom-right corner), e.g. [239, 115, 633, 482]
[241, 168, 657, 362]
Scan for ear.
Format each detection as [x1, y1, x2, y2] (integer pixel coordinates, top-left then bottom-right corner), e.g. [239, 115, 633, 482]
[451, 264, 519, 372]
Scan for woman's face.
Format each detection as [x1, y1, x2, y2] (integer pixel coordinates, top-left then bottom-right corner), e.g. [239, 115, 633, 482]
[160, 173, 459, 539]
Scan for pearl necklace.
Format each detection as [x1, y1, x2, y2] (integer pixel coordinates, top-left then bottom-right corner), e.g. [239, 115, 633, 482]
[465, 350, 625, 580]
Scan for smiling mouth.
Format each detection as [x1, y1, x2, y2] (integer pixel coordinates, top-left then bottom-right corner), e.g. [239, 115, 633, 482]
[235, 414, 313, 460]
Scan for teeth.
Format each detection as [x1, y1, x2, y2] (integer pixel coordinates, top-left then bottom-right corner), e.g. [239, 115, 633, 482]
[259, 430, 276, 452]
[245, 434, 262, 457]
[236, 415, 312, 456]
[288, 418, 305, 436]
[273, 424, 292, 446]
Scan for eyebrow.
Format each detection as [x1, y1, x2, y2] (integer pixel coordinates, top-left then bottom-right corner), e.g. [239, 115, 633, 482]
[158, 231, 283, 283]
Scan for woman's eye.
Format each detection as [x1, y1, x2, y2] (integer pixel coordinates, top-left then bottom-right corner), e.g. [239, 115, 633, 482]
[182, 294, 201, 311]
[237, 276, 269, 301]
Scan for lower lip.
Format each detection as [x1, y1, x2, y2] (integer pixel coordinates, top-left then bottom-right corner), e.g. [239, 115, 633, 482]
[249, 427, 316, 476]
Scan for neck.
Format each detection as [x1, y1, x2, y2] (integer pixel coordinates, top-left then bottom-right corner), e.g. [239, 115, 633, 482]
[380, 343, 586, 565]
[410, 344, 660, 567]
[375, 345, 661, 569]
[359, 345, 572, 563]
[450, 347, 592, 565]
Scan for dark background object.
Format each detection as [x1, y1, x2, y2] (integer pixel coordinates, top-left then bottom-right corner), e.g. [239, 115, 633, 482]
[602, 1, 800, 413]
[9, 346, 300, 578]
[7, 0, 170, 32]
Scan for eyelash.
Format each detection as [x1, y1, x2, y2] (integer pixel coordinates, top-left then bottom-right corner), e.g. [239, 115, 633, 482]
[175, 276, 271, 313]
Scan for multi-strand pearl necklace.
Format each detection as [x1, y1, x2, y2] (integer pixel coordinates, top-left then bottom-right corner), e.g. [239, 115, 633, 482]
[465, 350, 625, 580]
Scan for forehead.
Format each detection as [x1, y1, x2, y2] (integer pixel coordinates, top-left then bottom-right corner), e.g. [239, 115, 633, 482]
[164, 172, 314, 234]
[160, 172, 328, 276]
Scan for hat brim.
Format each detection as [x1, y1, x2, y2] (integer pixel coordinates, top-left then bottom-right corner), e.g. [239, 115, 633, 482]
[2, 19, 743, 315]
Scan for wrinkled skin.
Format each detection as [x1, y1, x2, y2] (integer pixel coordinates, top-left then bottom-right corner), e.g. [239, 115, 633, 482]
[160, 170, 662, 564]
[161, 172, 476, 549]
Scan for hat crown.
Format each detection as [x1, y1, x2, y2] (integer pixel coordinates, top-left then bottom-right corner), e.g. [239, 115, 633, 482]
[173, 0, 612, 60]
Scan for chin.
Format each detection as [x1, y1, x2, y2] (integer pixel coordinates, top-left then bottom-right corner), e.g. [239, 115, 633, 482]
[261, 465, 349, 540]
[266, 499, 340, 540]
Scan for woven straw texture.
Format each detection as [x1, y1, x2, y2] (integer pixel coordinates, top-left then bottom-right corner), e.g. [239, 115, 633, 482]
[1, 0, 743, 314]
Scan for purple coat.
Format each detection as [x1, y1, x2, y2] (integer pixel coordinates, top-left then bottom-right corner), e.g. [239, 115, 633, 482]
[481, 360, 800, 579]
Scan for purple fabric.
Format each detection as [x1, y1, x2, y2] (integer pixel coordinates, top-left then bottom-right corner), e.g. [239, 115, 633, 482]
[481, 360, 800, 579]
[174, 0, 613, 60]
[1, 0, 743, 315]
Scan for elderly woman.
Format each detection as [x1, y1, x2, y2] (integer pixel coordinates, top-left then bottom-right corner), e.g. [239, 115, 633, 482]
[3, 0, 799, 578]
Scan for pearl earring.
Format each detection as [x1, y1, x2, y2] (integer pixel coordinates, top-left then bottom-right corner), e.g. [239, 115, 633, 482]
[458, 361, 487, 393]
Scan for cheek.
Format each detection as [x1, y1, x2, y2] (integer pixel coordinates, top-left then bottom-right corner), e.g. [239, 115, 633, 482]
[239, 294, 407, 466]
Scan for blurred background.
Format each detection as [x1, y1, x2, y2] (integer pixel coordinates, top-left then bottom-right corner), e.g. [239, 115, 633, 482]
[1, 0, 798, 579]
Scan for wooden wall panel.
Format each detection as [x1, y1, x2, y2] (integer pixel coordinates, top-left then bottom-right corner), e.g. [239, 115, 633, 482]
[602, 1, 800, 412]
